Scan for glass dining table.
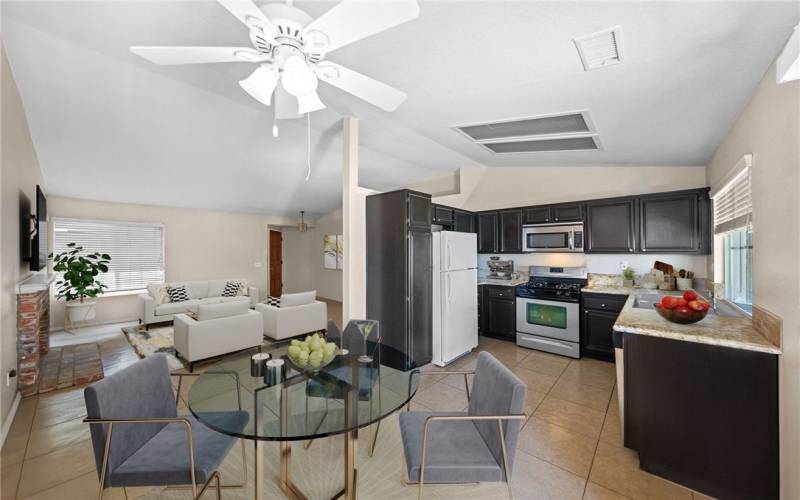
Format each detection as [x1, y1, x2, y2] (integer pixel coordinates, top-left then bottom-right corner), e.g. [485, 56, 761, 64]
[187, 340, 421, 500]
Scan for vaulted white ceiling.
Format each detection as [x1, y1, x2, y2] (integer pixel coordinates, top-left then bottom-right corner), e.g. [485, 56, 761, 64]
[3, 1, 797, 216]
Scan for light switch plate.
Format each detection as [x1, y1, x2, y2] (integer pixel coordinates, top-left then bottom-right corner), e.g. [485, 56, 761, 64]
[254, 262, 263, 268]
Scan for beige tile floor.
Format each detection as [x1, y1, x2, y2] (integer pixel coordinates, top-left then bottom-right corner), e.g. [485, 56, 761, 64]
[1, 322, 712, 500]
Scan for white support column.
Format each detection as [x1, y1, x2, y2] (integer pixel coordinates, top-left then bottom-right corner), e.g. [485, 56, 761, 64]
[342, 117, 366, 323]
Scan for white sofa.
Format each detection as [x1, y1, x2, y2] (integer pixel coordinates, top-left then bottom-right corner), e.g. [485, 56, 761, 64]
[173, 301, 263, 370]
[138, 279, 259, 328]
[255, 291, 327, 340]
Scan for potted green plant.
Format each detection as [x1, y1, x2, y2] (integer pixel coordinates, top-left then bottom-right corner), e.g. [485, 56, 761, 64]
[622, 266, 635, 287]
[50, 243, 111, 324]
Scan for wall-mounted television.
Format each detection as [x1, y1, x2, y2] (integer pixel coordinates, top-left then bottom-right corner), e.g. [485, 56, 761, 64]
[32, 185, 47, 271]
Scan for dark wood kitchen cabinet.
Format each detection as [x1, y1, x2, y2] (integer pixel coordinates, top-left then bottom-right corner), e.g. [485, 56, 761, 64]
[523, 206, 551, 224]
[432, 204, 454, 225]
[477, 212, 499, 253]
[367, 189, 432, 370]
[498, 209, 523, 253]
[453, 209, 475, 233]
[581, 292, 627, 362]
[523, 203, 583, 224]
[480, 285, 516, 341]
[638, 190, 706, 253]
[552, 203, 584, 222]
[585, 198, 637, 253]
[624, 334, 778, 500]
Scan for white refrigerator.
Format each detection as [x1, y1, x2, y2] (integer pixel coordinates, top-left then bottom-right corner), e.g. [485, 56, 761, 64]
[432, 231, 478, 367]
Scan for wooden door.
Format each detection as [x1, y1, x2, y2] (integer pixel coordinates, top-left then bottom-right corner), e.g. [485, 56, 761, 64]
[269, 230, 282, 296]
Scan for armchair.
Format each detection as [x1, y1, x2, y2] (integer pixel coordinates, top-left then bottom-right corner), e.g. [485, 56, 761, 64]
[400, 352, 527, 499]
[83, 353, 248, 499]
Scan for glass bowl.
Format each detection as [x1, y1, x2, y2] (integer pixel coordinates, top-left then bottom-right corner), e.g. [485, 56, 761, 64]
[285, 352, 336, 374]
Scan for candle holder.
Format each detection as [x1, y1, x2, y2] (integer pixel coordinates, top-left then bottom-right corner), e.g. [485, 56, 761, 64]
[265, 358, 285, 386]
[250, 353, 270, 377]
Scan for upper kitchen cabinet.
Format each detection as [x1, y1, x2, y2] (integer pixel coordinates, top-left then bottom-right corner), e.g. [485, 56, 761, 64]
[453, 209, 475, 233]
[432, 204, 454, 225]
[523, 203, 583, 224]
[523, 206, 552, 224]
[638, 189, 711, 254]
[408, 191, 432, 229]
[477, 212, 499, 253]
[585, 198, 637, 253]
[499, 209, 523, 253]
[551, 203, 584, 222]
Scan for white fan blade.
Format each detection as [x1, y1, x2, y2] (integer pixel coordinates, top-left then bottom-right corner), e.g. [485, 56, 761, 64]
[130, 46, 261, 65]
[217, 0, 279, 43]
[314, 62, 407, 112]
[239, 66, 278, 106]
[297, 91, 326, 114]
[302, 0, 419, 54]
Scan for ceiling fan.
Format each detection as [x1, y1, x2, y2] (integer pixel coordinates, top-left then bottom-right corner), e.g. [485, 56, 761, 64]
[130, 0, 419, 116]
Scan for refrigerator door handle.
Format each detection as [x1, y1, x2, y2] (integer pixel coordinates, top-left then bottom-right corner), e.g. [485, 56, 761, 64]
[446, 241, 451, 270]
[447, 274, 452, 301]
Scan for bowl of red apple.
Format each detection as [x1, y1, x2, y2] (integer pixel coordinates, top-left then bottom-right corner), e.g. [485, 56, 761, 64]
[653, 291, 711, 324]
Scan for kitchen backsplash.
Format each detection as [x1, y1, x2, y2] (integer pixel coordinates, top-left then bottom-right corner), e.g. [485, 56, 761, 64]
[478, 253, 708, 278]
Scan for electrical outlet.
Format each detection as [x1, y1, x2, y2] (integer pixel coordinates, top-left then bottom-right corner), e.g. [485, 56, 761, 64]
[254, 262, 263, 268]
[7, 369, 17, 387]
[619, 260, 629, 270]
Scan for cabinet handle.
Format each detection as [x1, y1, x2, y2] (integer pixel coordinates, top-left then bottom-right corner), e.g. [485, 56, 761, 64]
[554, 218, 559, 221]
[601, 303, 606, 308]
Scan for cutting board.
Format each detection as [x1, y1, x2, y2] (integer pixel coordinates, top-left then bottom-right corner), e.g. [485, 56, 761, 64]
[654, 260, 674, 276]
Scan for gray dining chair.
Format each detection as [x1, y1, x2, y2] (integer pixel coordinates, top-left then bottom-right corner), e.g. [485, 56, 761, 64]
[399, 351, 527, 499]
[83, 353, 248, 499]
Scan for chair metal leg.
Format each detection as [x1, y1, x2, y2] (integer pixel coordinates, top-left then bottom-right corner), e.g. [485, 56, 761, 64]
[97, 422, 114, 500]
[176, 376, 183, 406]
[497, 420, 513, 500]
[195, 470, 222, 499]
[369, 420, 380, 457]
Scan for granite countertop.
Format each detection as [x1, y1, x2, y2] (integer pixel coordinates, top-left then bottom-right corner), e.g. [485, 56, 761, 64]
[478, 278, 527, 287]
[583, 285, 781, 355]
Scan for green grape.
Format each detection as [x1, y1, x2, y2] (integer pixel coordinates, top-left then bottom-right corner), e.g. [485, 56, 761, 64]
[290, 339, 301, 347]
[287, 345, 301, 359]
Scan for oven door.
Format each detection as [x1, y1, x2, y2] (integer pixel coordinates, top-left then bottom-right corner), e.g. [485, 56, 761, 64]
[516, 297, 580, 342]
[522, 225, 577, 252]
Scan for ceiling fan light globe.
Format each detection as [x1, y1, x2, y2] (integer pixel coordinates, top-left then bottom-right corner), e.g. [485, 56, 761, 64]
[281, 55, 319, 97]
[239, 66, 278, 106]
[297, 91, 326, 114]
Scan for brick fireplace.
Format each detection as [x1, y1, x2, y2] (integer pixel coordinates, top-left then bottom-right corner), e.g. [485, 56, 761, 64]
[16, 274, 53, 397]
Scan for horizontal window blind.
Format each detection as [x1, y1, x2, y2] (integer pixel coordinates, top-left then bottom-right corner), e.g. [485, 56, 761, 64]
[713, 167, 752, 234]
[53, 218, 165, 293]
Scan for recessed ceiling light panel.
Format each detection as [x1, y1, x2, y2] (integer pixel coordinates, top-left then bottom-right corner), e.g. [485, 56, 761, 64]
[481, 136, 602, 154]
[573, 26, 623, 71]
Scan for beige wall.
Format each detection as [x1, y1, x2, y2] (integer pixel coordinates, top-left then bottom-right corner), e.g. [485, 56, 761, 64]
[280, 208, 343, 302]
[412, 165, 707, 211]
[706, 61, 800, 499]
[47, 196, 297, 328]
[1, 41, 47, 433]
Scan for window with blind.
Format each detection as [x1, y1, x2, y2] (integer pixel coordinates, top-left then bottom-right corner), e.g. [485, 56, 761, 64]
[712, 157, 753, 314]
[53, 218, 165, 293]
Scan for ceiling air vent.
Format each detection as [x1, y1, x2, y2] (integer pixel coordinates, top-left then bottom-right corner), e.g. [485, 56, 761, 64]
[483, 136, 601, 154]
[452, 110, 602, 154]
[573, 26, 623, 71]
[457, 112, 590, 141]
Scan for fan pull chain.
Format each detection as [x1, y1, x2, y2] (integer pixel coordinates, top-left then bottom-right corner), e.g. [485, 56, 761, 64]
[305, 112, 312, 181]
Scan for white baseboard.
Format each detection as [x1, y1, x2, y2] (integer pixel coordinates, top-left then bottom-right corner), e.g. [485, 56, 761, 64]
[1, 391, 22, 448]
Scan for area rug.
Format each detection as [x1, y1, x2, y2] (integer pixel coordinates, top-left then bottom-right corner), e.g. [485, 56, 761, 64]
[36, 343, 104, 394]
[122, 324, 185, 371]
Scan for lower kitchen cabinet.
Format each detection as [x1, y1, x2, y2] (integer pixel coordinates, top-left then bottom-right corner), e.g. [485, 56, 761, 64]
[581, 293, 627, 361]
[479, 285, 516, 341]
[624, 334, 778, 500]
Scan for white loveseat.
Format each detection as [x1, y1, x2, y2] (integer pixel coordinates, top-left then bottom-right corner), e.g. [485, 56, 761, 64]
[255, 291, 327, 340]
[138, 279, 259, 328]
[173, 301, 263, 370]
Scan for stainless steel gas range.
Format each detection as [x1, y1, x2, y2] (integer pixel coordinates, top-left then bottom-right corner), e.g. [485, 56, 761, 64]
[515, 266, 587, 358]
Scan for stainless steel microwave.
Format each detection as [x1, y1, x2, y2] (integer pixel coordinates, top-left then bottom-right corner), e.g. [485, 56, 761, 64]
[522, 223, 584, 253]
